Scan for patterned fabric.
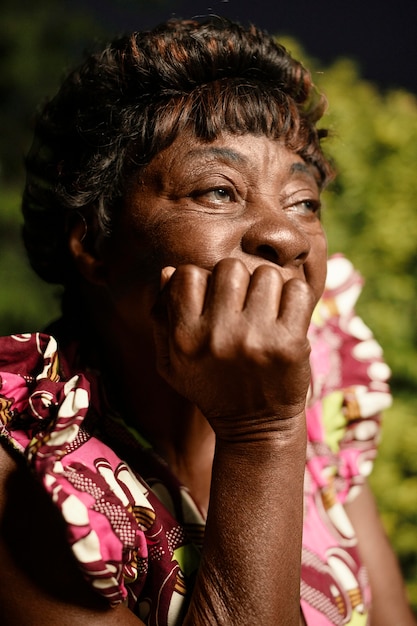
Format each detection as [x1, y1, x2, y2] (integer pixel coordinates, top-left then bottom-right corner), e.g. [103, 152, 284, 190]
[0, 254, 391, 625]
[302, 254, 391, 625]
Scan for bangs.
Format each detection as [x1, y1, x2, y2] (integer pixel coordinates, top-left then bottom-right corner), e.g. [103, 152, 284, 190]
[173, 81, 298, 138]
[138, 78, 331, 185]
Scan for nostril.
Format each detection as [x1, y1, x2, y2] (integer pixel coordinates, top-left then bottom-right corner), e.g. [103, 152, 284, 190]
[256, 244, 280, 263]
[242, 220, 311, 266]
[255, 245, 309, 266]
[295, 250, 309, 264]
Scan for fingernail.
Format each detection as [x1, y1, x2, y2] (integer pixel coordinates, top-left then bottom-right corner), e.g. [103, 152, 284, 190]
[160, 266, 176, 289]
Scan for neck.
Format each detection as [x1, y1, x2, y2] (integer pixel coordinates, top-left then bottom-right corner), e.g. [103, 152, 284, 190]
[122, 366, 215, 516]
[85, 308, 216, 516]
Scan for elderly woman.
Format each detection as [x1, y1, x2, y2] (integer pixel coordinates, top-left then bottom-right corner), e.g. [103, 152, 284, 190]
[0, 17, 414, 626]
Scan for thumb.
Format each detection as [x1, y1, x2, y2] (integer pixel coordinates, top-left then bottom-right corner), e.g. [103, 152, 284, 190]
[151, 266, 176, 380]
[160, 265, 176, 289]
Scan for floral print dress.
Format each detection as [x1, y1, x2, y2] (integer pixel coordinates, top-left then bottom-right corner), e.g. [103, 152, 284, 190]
[0, 255, 392, 625]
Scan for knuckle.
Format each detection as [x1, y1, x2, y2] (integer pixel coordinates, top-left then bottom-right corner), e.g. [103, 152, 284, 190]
[280, 337, 311, 364]
[170, 263, 197, 285]
[288, 277, 314, 302]
[172, 325, 199, 357]
[207, 330, 232, 360]
[253, 264, 283, 283]
[214, 257, 249, 278]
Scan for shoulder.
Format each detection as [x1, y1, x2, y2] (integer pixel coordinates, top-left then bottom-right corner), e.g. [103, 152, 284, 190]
[0, 331, 197, 621]
[0, 333, 64, 424]
[0, 441, 146, 624]
[0, 441, 102, 618]
[0, 332, 61, 375]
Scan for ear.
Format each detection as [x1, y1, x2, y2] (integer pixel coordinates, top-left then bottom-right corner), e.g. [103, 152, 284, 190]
[68, 216, 107, 286]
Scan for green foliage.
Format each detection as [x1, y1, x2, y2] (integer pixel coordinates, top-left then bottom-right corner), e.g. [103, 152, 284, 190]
[317, 61, 417, 395]
[0, 0, 100, 330]
[0, 187, 61, 333]
[0, 0, 107, 183]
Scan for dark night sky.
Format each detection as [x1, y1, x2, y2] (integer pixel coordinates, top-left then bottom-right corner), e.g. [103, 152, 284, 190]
[83, 0, 417, 94]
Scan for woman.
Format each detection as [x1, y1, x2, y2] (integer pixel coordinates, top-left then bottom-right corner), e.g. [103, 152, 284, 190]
[0, 17, 414, 625]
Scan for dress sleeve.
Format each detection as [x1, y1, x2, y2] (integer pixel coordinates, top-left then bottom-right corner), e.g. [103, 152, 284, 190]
[308, 254, 392, 503]
[0, 332, 201, 622]
[0, 333, 152, 606]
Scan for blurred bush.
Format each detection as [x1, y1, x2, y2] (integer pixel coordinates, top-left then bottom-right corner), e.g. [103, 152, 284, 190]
[318, 60, 417, 395]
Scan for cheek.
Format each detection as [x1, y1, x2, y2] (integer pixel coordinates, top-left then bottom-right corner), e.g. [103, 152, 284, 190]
[100, 226, 163, 301]
[152, 219, 232, 270]
[306, 231, 328, 302]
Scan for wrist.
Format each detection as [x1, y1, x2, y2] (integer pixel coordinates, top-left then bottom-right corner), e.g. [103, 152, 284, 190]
[209, 405, 307, 445]
[211, 411, 307, 476]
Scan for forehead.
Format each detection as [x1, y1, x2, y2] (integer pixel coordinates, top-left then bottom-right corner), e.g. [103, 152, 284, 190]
[142, 132, 319, 184]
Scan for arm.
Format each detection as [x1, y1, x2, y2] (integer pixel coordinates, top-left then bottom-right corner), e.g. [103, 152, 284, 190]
[345, 480, 416, 626]
[0, 444, 147, 626]
[186, 422, 306, 625]
[0, 444, 146, 626]
[154, 259, 314, 624]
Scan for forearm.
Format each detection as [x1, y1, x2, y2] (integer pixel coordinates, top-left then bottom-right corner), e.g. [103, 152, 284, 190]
[185, 414, 306, 625]
[155, 261, 315, 623]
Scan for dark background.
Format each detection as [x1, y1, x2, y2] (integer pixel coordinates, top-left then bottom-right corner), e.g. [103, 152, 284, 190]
[78, 0, 417, 94]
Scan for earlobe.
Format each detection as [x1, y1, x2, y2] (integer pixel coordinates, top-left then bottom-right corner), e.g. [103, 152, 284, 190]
[68, 217, 107, 286]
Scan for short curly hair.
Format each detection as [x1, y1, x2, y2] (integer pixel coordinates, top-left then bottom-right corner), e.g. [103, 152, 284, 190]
[22, 17, 333, 285]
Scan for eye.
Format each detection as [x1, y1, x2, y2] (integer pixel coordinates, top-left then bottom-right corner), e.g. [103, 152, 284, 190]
[289, 199, 321, 216]
[203, 188, 233, 203]
[192, 186, 235, 204]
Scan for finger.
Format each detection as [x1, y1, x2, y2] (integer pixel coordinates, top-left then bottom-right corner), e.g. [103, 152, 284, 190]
[278, 278, 316, 337]
[203, 258, 250, 317]
[166, 264, 211, 324]
[152, 266, 177, 322]
[243, 265, 284, 320]
[152, 265, 210, 377]
[160, 265, 176, 289]
[151, 266, 176, 324]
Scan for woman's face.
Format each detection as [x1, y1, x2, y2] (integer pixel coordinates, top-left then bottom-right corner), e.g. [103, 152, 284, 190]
[100, 132, 328, 332]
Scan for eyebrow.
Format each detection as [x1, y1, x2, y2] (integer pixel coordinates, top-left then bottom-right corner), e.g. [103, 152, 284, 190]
[187, 146, 249, 164]
[186, 146, 317, 180]
[290, 162, 314, 176]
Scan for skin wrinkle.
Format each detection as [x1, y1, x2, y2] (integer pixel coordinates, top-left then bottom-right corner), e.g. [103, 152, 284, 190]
[120, 134, 325, 287]
[186, 146, 249, 165]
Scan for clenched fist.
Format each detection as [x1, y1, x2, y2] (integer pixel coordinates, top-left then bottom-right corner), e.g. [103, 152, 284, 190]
[152, 258, 315, 440]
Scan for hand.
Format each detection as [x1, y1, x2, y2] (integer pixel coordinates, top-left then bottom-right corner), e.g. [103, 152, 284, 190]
[152, 258, 315, 440]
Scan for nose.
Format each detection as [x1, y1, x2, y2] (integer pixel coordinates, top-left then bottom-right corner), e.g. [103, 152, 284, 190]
[241, 212, 311, 267]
